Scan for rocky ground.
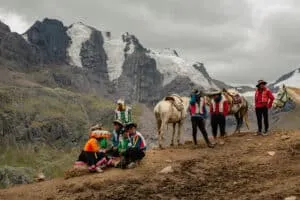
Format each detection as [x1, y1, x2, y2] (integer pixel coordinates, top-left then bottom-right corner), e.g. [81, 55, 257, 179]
[0, 130, 299, 200]
[1, 89, 300, 199]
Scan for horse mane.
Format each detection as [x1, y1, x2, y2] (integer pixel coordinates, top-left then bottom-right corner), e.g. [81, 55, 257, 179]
[225, 88, 240, 95]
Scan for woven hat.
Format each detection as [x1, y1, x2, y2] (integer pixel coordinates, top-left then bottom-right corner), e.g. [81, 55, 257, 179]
[90, 130, 111, 139]
[89, 123, 102, 132]
[207, 89, 222, 96]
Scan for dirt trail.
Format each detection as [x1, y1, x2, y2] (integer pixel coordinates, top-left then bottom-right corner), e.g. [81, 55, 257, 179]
[0, 130, 299, 200]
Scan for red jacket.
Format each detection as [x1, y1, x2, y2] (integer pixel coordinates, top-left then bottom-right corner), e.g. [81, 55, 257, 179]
[210, 97, 229, 116]
[255, 88, 274, 108]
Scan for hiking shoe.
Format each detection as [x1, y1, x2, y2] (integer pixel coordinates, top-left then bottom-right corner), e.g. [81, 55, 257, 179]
[212, 137, 218, 145]
[207, 143, 215, 148]
[262, 131, 269, 136]
[254, 131, 262, 136]
[127, 162, 137, 169]
[95, 167, 104, 173]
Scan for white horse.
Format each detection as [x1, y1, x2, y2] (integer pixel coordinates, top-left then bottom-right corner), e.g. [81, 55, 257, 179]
[273, 84, 292, 109]
[154, 95, 190, 148]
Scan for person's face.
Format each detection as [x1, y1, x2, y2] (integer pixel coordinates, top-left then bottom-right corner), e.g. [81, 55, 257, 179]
[259, 84, 265, 89]
[129, 127, 136, 134]
[113, 123, 120, 130]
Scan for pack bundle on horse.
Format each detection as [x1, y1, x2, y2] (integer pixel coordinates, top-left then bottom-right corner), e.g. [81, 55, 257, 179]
[154, 94, 190, 148]
[206, 89, 250, 134]
[273, 84, 292, 109]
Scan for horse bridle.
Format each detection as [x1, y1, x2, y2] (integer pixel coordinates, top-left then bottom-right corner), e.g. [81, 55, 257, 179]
[276, 89, 288, 107]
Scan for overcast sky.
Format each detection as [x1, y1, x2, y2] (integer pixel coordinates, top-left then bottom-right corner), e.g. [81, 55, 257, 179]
[0, 0, 300, 84]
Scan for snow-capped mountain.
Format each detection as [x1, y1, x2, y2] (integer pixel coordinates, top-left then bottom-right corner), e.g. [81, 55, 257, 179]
[271, 68, 300, 89]
[0, 18, 218, 103]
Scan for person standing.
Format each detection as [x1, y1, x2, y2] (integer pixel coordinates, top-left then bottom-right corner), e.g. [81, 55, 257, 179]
[255, 80, 274, 135]
[189, 90, 214, 148]
[210, 91, 229, 145]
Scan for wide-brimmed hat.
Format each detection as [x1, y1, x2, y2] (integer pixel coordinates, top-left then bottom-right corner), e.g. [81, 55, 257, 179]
[89, 123, 102, 132]
[256, 80, 267, 87]
[207, 90, 222, 96]
[113, 119, 124, 127]
[125, 122, 137, 130]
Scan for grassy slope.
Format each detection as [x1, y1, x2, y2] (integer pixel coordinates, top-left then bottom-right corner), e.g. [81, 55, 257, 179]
[0, 74, 142, 184]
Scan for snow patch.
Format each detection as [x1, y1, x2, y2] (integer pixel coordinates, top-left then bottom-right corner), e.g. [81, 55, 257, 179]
[147, 50, 215, 88]
[66, 22, 92, 68]
[103, 36, 126, 81]
[22, 34, 29, 42]
[103, 33, 135, 81]
[242, 91, 255, 97]
[275, 69, 300, 88]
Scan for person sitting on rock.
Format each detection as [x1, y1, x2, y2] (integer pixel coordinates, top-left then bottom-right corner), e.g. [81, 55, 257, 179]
[118, 122, 146, 169]
[210, 91, 229, 145]
[108, 119, 125, 158]
[115, 99, 132, 124]
[76, 124, 112, 173]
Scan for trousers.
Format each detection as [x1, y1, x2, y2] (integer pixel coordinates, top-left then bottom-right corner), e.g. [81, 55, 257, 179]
[255, 107, 269, 132]
[191, 117, 210, 145]
[211, 113, 226, 137]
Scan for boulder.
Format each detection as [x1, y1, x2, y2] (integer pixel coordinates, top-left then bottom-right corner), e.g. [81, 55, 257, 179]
[285, 196, 297, 200]
[159, 166, 174, 174]
[267, 151, 276, 156]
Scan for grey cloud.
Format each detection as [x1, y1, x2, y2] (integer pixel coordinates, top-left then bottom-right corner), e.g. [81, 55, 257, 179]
[0, 0, 300, 84]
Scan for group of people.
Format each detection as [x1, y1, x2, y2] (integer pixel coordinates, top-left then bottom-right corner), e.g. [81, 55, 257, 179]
[75, 99, 146, 173]
[75, 79, 275, 172]
[189, 79, 275, 148]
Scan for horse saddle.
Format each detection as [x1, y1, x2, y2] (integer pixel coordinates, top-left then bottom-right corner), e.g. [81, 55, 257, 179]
[164, 94, 184, 111]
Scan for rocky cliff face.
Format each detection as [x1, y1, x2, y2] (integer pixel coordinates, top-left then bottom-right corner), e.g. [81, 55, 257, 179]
[24, 19, 70, 64]
[0, 18, 218, 103]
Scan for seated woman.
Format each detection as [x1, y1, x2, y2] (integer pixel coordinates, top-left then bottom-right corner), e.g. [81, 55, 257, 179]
[118, 122, 147, 169]
[75, 124, 112, 173]
[106, 120, 125, 158]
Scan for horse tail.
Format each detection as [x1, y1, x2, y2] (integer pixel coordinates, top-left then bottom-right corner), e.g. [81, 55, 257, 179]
[244, 99, 250, 130]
